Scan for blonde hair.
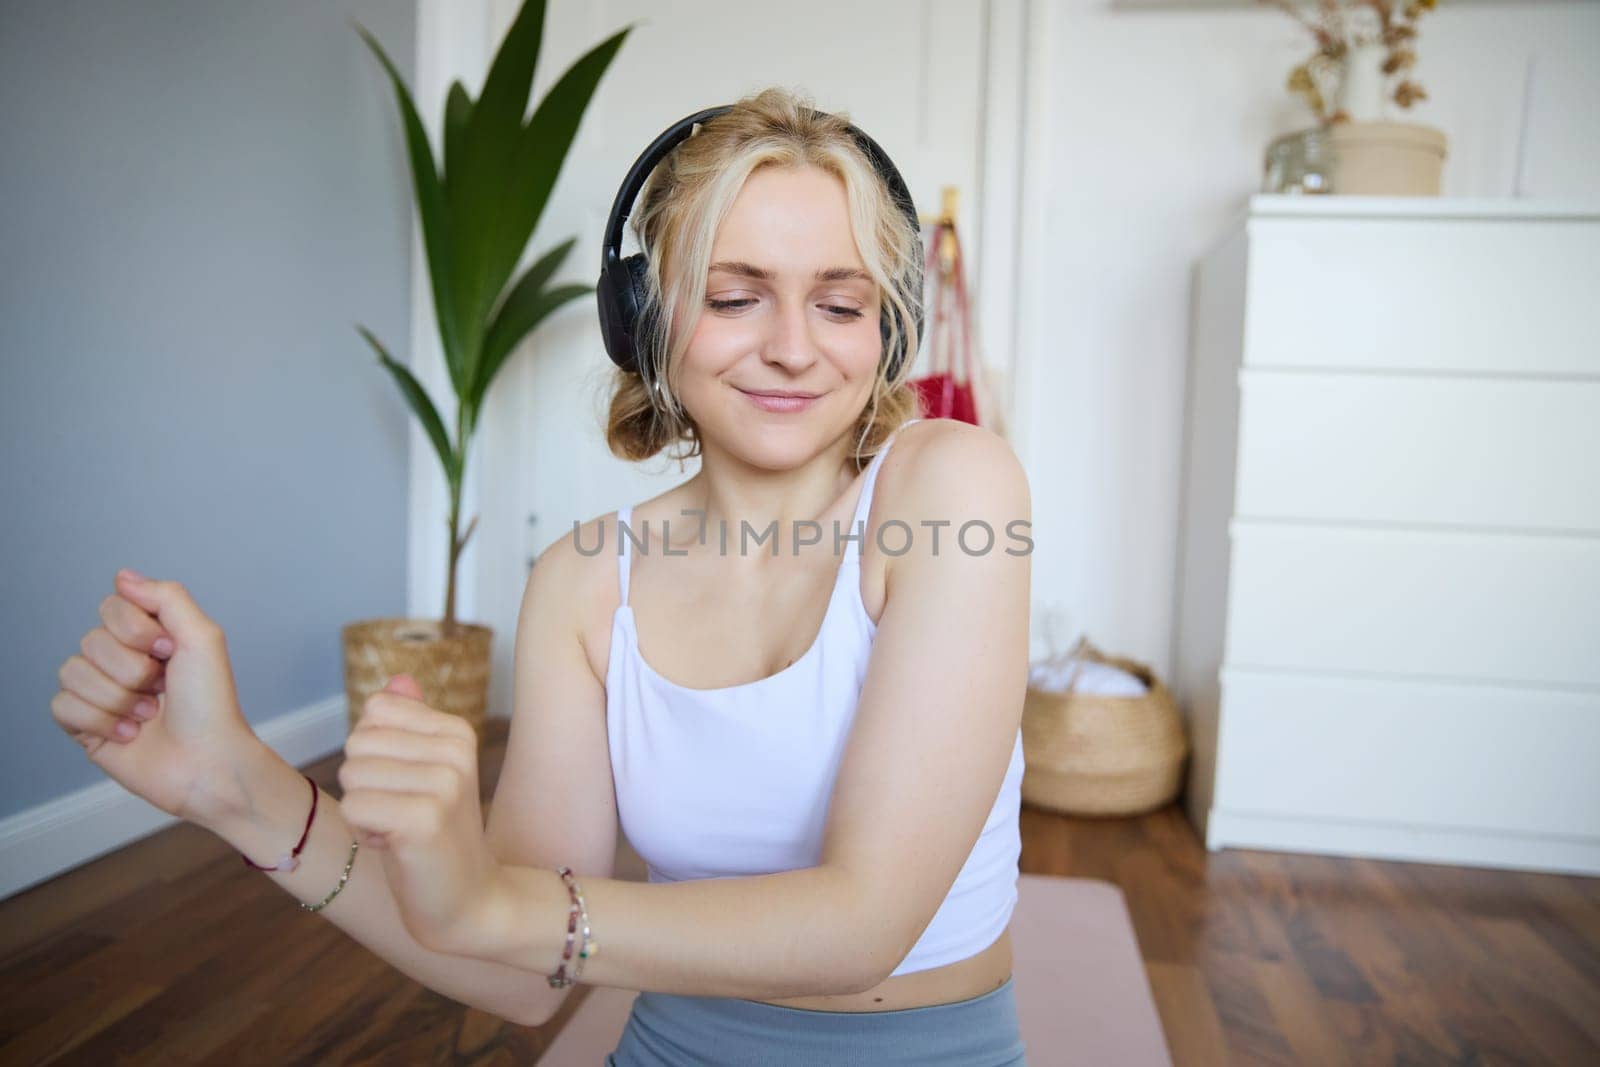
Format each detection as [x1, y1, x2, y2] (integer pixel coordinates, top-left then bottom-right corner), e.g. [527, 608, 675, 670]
[603, 86, 923, 470]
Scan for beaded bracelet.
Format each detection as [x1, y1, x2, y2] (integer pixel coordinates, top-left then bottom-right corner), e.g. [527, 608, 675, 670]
[301, 840, 360, 913]
[546, 865, 599, 988]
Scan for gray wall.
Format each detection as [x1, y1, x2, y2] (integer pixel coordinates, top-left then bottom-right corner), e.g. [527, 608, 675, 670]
[2, 0, 418, 818]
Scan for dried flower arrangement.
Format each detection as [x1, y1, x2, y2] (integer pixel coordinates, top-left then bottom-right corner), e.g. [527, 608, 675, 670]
[1262, 0, 1439, 126]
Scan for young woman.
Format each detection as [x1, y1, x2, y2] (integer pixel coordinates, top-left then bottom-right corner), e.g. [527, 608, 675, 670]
[52, 87, 1033, 1065]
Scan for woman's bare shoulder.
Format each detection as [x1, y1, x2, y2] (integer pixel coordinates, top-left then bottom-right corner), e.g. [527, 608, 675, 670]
[860, 419, 1029, 607]
[531, 510, 620, 596]
[527, 510, 625, 666]
[875, 419, 1029, 518]
[535, 494, 696, 679]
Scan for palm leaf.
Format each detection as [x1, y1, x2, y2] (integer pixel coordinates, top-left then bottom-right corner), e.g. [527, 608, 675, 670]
[475, 281, 593, 410]
[468, 235, 579, 403]
[471, 0, 547, 140]
[352, 22, 464, 386]
[443, 80, 473, 188]
[487, 25, 633, 322]
[447, 0, 551, 365]
[357, 324, 456, 484]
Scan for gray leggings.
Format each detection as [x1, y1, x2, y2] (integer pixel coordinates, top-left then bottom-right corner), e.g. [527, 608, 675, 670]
[604, 974, 1027, 1066]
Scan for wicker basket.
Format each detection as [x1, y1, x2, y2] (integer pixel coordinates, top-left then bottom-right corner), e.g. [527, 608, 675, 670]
[1020, 637, 1189, 817]
[341, 617, 493, 737]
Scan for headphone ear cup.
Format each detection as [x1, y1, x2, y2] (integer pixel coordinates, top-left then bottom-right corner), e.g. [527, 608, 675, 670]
[598, 252, 654, 373]
[623, 252, 651, 329]
[620, 253, 653, 382]
[882, 306, 915, 381]
[597, 266, 631, 372]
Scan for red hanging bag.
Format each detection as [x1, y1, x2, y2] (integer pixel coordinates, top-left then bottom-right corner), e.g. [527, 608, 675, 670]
[907, 220, 982, 426]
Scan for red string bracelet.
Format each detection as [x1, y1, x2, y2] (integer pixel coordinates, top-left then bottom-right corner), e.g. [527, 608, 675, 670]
[240, 773, 318, 873]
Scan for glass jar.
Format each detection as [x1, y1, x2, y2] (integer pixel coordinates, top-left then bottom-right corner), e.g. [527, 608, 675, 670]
[1262, 127, 1336, 195]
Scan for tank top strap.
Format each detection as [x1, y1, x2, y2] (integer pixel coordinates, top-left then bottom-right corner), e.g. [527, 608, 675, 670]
[616, 504, 634, 606]
[845, 417, 921, 564]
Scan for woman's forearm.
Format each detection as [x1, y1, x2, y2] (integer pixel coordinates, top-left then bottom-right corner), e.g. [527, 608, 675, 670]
[204, 748, 889, 1013]
[478, 862, 895, 1002]
[198, 744, 570, 1028]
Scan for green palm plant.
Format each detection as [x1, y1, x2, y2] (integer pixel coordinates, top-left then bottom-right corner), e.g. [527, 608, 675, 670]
[352, 1, 634, 632]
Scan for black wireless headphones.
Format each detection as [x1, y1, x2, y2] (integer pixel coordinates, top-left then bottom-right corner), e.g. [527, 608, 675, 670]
[596, 104, 924, 390]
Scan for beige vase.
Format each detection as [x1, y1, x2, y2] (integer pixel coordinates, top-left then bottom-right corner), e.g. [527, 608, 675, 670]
[341, 618, 494, 737]
[1328, 121, 1448, 196]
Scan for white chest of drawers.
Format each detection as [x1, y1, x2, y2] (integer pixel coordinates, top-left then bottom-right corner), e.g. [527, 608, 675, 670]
[1171, 195, 1600, 875]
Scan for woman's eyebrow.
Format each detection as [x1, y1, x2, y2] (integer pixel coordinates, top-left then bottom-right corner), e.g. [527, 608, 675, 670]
[709, 260, 872, 283]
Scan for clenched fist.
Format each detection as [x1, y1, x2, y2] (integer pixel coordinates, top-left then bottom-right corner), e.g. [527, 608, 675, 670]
[51, 570, 265, 825]
[339, 675, 509, 956]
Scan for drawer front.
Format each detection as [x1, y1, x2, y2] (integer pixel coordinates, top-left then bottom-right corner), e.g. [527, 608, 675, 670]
[1235, 373, 1600, 531]
[1243, 216, 1600, 375]
[1225, 522, 1600, 687]
[1213, 668, 1600, 838]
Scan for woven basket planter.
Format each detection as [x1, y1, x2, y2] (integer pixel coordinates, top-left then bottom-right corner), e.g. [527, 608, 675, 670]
[341, 618, 493, 738]
[1020, 638, 1189, 817]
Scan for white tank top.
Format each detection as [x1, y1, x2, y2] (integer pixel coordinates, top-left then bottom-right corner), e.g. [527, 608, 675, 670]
[605, 419, 1026, 977]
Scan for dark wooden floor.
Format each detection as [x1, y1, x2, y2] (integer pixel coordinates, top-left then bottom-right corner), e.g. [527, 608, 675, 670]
[3, 717, 1597, 1065]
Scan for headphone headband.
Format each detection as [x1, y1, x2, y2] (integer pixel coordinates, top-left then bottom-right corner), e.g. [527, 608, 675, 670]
[596, 104, 923, 385]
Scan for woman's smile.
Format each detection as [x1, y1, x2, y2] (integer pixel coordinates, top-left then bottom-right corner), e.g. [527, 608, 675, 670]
[734, 385, 823, 413]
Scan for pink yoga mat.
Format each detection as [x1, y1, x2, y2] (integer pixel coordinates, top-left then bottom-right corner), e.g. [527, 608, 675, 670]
[539, 873, 1171, 1065]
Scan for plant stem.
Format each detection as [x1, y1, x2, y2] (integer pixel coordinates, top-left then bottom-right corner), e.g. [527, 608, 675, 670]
[443, 401, 468, 635]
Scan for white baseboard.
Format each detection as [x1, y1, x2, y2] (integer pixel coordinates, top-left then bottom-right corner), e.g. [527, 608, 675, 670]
[1207, 808, 1600, 877]
[1, 694, 350, 902]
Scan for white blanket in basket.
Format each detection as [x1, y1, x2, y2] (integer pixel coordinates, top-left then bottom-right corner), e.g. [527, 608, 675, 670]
[1028, 656, 1148, 697]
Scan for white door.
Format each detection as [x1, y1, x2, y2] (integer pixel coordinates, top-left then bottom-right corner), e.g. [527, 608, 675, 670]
[451, 0, 1014, 718]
